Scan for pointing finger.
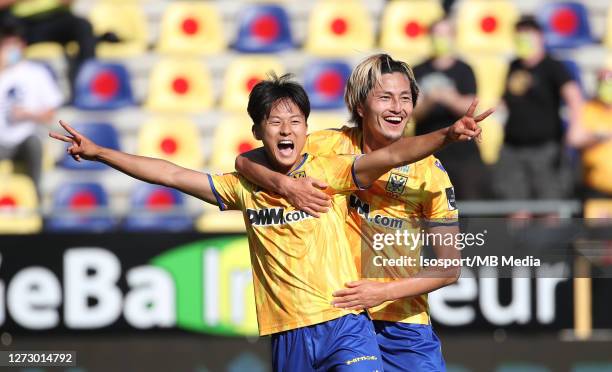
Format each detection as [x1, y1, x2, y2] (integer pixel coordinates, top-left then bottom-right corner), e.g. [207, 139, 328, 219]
[49, 131, 73, 143]
[465, 98, 479, 118]
[474, 107, 495, 122]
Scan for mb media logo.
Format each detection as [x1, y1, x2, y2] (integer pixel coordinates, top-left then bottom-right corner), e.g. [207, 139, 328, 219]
[151, 237, 258, 336]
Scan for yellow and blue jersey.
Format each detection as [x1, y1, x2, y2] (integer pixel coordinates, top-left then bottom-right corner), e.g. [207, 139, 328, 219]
[208, 153, 364, 335]
[304, 126, 459, 325]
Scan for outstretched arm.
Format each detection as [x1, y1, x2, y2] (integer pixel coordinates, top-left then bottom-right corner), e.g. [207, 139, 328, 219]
[235, 148, 331, 217]
[353, 99, 493, 187]
[50, 120, 218, 205]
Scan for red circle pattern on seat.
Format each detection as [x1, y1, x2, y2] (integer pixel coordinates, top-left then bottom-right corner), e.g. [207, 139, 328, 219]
[551, 8, 578, 36]
[182, 18, 200, 35]
[251, 15, 280, 41]
[331, 18, 348, 35]
[91, 71, 119, 99]
[160, 138, 178, 155]
[316, 70, 343, 98]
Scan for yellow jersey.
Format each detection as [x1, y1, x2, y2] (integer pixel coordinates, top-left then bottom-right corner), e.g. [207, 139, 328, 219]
[209, 154, 362, 335]
[581, 101, 612, 194]
[304, 126, 459, 324]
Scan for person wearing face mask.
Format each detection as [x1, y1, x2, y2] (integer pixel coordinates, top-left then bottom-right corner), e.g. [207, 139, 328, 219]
[0, 20, 63, 197]
[413, 17, 492, 200]
[493, 16, 583, 207]
[565, 68, 612, 199]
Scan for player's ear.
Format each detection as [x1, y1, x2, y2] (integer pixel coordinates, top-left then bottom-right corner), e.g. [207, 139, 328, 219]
[356, 104, 364, 119]
[252, 124, 263, 141]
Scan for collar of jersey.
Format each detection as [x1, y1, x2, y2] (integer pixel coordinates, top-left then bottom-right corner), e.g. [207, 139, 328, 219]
[286, 153, 309, 176]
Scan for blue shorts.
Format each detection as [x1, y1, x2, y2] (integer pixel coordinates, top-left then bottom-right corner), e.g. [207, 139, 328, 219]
[373, 320, 446, 372]
[272, 313, 383, 372]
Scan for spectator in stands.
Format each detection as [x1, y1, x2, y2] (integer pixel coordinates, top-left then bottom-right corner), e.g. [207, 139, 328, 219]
[493, 16, 583, 205]
[0, 21, 63, 197]
[0, 0, 97, 91]
[566, 68, 612, 198]
[413, 17, 491, 200]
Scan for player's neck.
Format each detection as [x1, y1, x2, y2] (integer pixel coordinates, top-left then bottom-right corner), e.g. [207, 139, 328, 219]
[362, 134, 394, 154]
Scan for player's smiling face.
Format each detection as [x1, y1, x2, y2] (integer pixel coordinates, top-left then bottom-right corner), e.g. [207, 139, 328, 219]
[359, 72, 413, 146]
[254, 98, 308, 174]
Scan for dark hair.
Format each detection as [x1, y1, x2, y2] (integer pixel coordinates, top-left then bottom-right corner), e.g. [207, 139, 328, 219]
[0, 19, 25, 41]
[247, 73, 310, 127]
[516, 15, 542, 32]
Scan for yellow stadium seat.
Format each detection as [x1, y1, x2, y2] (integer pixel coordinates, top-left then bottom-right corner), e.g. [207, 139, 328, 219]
[476, 113, 504, 165]
[605, 5, 612, 49]
[221, 56, 284, 112]
[380, 0, 445, 63]
[89, 2, 148, 58]
[195, 204, 246, 233]
[304, 0, 374, 56]
[465, 54, 509, 107]
[0, 160, 13, 174]
[145, 59, 213, 113]
[138, 117, 203, 169]
[456, 0, 518, 54]
[25, 42, 64, 60]
[308, 112, 348, 133]
[0, 174, 41, 234]
[208, 114, 261, 173]
[157, 2, 225, 55]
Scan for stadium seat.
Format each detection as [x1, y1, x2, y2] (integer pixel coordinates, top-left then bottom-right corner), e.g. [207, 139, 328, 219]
[221, 56, 284, 111]
[304, 0, 374, 56]
[605, 5, 612, 49]
[304, 60, 351, 110]
[157, 2, 225, 55]
[0, 160, 12, 174]
[145, 59, 213, 113]
[379, 0, 445, 63]
[465, 55, 509, 107]
[308, 112, 347, 133]
[456, 0, 518, 54]
[537, 2, 594, 49]
[58, 123, 120, 170]
[138, 117, 203, 169]
[0, 174, 41, 234]
[73, 60, 135, 110]
[196, 204, 246, 233]
[208, 115, 260, 173]
[233, 4, 293, 53]
[123, 183, 193, 232]
[24, 42, 64, 60]
[46, 182, 115, 232]
[89, 2, 148, 58]
[584, 199, 612, 218]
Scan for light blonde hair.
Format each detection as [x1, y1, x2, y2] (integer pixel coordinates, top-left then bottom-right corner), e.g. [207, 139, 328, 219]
[345, 54, 419, 127]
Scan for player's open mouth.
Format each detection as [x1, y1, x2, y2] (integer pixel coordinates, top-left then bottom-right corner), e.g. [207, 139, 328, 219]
[383, 116, 403, 126]
[277, 140, 295, 156]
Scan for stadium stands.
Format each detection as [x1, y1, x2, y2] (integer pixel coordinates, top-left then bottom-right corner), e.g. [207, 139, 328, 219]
[0, 174, 41, 234]
[303, 60, 351, 110]
[57, 122, 121, 170]
[304, 0, 374, 56]
[233, 4, 294, 53]
[156, 2, 226, 55]
[46, 182, 115, 232]
[537, 2, 594, 49]
[221, 56, 285, 111]
[606, 5, 612, 49]
[123, 183, 193, 232]
[456, 0, 519, 54]
[208, 114, 260, 173]
[73, 60, 135, 110]
[379, 0, 445, 63]
[137, 117, 203, 169]
[145, 58, 214, 112]
[89, 2, 149, 58]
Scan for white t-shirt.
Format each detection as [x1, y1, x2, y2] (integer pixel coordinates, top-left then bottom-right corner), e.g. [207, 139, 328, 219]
[0, 60, 63, 148]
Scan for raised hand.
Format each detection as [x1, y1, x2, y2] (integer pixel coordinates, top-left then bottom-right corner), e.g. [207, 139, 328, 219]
[446, 98, 494, 143]
[49, 120, 101, 162]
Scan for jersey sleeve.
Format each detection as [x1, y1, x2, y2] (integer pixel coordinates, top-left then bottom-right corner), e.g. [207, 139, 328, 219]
[312, 155, 363, 194]
[208, 172, 244, 211]
[422, 157, 460, 224]
[303, 129, 342, 156]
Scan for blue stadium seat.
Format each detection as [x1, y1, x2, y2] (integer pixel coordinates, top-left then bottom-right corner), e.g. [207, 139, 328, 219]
[304, 60, 351, 110]
[73, 60, 134, 110]
[123, 183, 193, 232]
[233, 4, 293, 53]
[46, 182, 115, 232]
[58, 123, 120, 170]
[537, 2, 594, 49]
